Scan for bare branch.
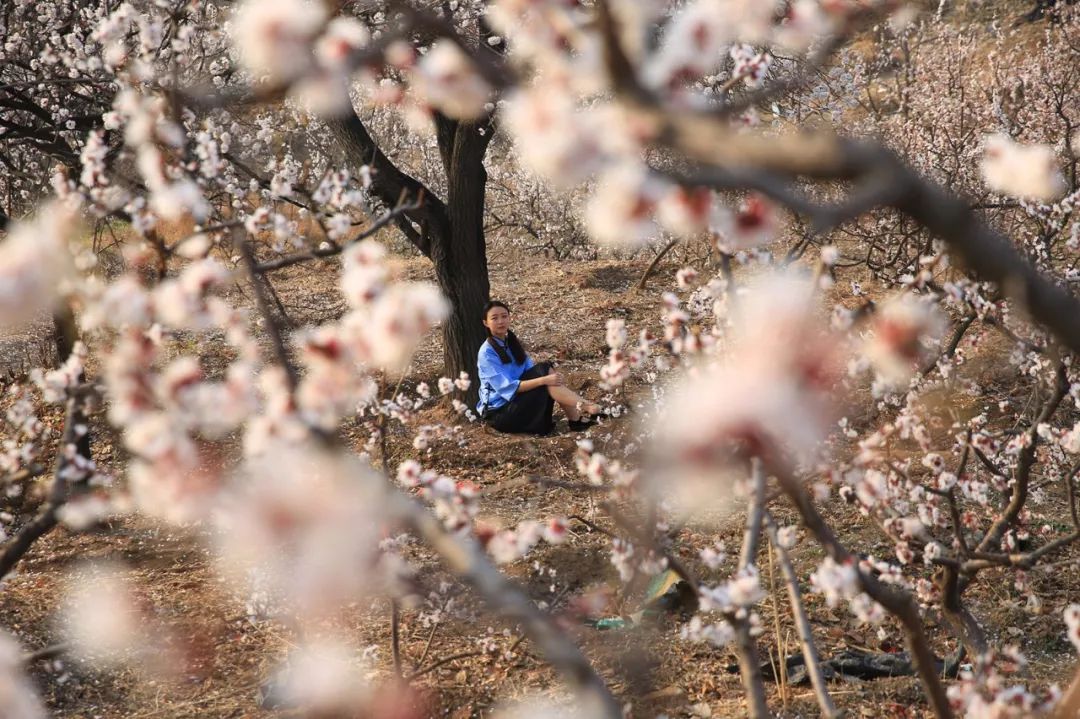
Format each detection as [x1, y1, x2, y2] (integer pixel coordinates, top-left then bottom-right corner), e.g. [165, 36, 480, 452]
[236, 226, 300, 393]
[255, 192, 424, 273]
[395, 496, 621, 717]
[770, 458, 953, 719]
[734, 459, 769, 719]
[763, 511, 839, 719]
[0, 393, 85, 581]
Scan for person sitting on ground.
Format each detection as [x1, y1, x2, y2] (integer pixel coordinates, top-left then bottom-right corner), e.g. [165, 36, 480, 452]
[476, 300, 601, 435]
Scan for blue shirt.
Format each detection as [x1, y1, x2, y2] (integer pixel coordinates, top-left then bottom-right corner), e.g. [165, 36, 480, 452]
[476, 337, 534, 414]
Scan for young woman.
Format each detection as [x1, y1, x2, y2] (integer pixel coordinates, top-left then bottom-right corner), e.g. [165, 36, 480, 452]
[476, 300, 601, 435]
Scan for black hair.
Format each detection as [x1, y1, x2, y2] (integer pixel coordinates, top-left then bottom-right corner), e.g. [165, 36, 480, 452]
[483, 300, 527, 364]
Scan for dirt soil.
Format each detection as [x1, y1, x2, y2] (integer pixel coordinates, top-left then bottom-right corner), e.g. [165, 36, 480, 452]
[1, 239, 1079, 719]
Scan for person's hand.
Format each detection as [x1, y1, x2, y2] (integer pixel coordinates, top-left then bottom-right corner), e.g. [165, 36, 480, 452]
[546, 372, 564, 387]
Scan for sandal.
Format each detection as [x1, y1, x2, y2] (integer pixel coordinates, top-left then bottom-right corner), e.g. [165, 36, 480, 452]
[568, 415, 600, 431]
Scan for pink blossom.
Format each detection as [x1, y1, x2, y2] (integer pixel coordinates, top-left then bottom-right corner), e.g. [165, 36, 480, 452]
[502, 89, 614, 187]
[854, 469, 889, 508]
[652, 274, 842, 478]
[676, 267, 699, 290]
[268, 640, 371, 714]
[341, 282, 449, 372]
[543, 517, 569, 544]
[600, 349, 630, 388]
[57, 494, 122, 530]
[774, 0, 836, 52]
[643, 0, 732, 91]
[584, 164, 667, 247]
[849, 593, 884, 624]
[700, 541, 728, 569]
[610, 538, 635, 581]
[711, 194, 778, 251]
[30, 341, 87, 403]
[127, 454, 220, 525]
[681, 615, 735, 647]
[314, 17, 369, 70]
[296, 326, 376, 428]
[729, 44, 771, 88]
[216, 448, 386, 619]
[148, 179, 209, 222]
[62, 562, 145, 667]
[454, 371, 471, 392]
[605, 318, 627, 349]
[726, 565, 766, 607]
[922, 452, 945, 473]
[658, 186, 715, 238]
[776, 526, 799, 549]
[810, 557, 859, 607]
[1065, 604, 1080, 652]
[863, 293, 946, 386]
[396, 459, 422, 487]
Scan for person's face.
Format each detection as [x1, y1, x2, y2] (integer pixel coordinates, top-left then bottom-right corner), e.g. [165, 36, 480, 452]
[484, 306, 511, 338]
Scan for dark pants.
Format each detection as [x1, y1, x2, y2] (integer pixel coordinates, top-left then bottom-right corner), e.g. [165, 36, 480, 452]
[486, 362, 556, 435]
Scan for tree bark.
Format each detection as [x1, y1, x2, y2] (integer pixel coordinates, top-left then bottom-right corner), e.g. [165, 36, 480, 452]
[433, 113, 493, 408]
[52, 306, 90, 459]
[327, 106, 494, 408]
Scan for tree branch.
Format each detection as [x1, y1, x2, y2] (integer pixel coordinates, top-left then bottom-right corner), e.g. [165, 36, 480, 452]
[734, 459, 769, 719]
[762, 510, 839, 719]
[324, 106, 447, 258]
[770, 459, 953, 719]
[0, 393, 85, 581]
[395, 496, 621, 717]
[255, 192, 424, 273]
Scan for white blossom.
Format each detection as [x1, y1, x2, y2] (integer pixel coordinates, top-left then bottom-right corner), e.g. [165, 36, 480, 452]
[981, 134, 1066, 202]
[414, 40, 492, 120]
[231, 0, 327, 83]
[0, 203, 77, 328]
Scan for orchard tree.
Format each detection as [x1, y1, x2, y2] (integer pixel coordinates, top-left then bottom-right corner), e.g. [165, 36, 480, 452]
[0, 0, 514, 404]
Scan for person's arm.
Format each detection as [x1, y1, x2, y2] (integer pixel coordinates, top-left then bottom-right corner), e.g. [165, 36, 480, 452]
[477, 351, 523, 405]
[517, 373, 557, 392]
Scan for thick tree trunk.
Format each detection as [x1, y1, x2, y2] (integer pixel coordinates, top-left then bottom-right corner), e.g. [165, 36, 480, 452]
[53, 306, 91, 459]
[938, 567, 988, 659]
[327, 107, 494, 408]
[433, 116, 492, 409]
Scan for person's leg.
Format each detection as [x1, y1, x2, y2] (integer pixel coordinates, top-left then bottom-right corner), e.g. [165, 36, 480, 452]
[522, 363, 600, 421]
[493, 391, 555, 435]
[546, 384, 600, 421]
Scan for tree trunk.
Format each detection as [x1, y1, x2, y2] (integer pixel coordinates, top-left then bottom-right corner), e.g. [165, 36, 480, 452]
[53, 305, 91, 459]
[433, 116, 493, 410]
[326, 108, 494, 409]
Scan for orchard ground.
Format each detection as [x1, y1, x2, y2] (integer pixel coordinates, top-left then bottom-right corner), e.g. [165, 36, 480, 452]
[1, 235, 1078, 718]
